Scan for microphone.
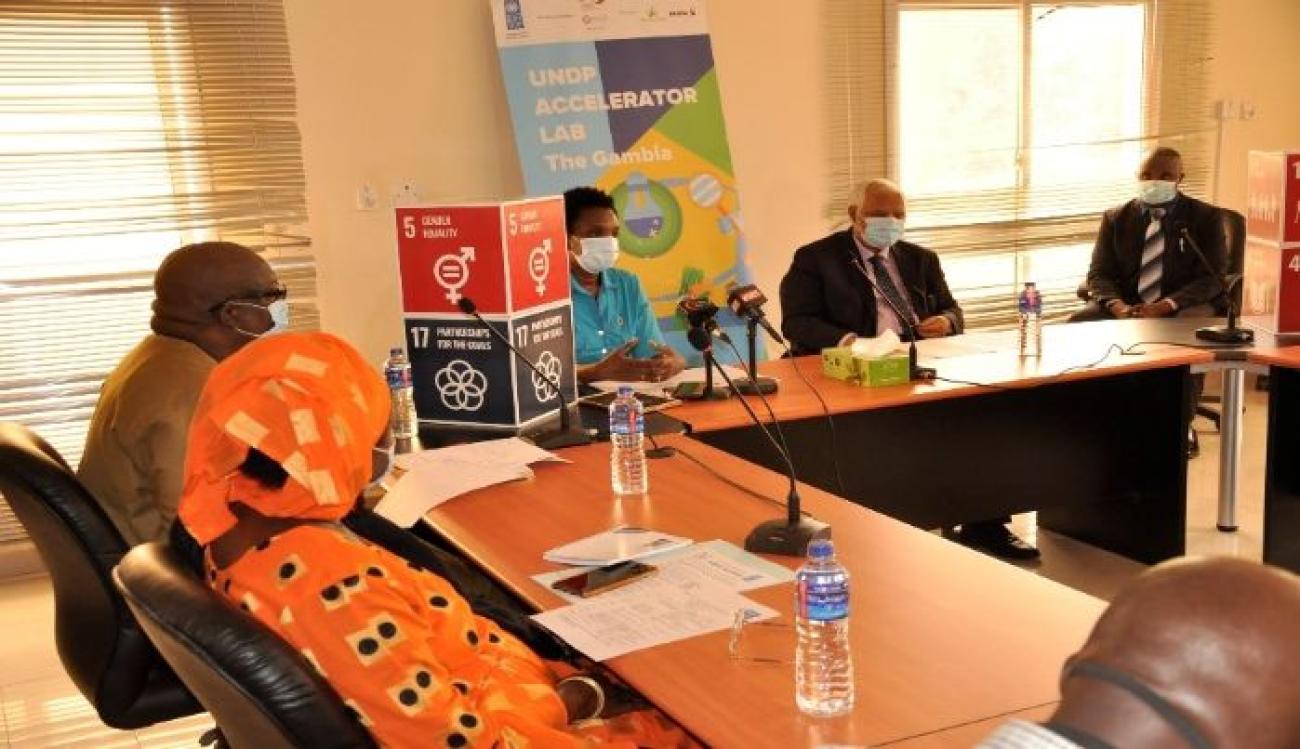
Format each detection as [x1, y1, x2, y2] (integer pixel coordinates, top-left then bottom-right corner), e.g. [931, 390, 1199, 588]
[687, 326, 829, 556]
[726, 285, 785, 345]
[848, 256, 937, 380]
[677, 296, 732, 344]
[456, 297, 594, 449]
[1177, 226, 1253, 344]
[725, 284, 781, 396]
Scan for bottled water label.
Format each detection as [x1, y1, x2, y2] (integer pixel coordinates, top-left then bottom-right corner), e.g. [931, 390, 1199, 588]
[798, 578, 849, 621]
[385, 365, 411, 389]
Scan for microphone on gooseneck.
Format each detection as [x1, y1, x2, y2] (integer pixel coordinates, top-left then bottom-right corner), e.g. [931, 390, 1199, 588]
[456, 297, 592, 449]
[849, 256, 936, 381]
[1176, 226, 1254, 345]
[687, 326, 830, 556]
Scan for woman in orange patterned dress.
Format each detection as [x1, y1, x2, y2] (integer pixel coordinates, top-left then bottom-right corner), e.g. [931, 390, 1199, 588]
[178, 332, 694, 749]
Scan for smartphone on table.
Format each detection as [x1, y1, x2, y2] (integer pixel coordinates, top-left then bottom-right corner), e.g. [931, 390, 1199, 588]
[550, 560, 657, 598]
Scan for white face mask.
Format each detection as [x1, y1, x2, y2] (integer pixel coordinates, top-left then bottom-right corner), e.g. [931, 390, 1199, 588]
[575, 236, 619, 274]
[227, 298, 290, 338]
[861, 217, 905, 249]
[1138, 180, 1178, 206]
[366, 443, 395, 490]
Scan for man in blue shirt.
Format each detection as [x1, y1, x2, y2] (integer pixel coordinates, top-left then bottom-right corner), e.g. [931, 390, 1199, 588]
[565, 186, 686, 384]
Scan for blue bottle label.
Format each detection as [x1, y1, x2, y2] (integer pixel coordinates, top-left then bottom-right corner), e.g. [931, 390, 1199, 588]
[385, 366, 411, 390]
[798, 578, 849, 621]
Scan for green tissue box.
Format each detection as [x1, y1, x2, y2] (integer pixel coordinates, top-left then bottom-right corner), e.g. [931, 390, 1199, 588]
[857, 353, 910, 387]
[821, 346, 860, 382]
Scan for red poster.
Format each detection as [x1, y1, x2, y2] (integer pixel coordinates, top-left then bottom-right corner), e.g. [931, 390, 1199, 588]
[395, 206, 508, 315]
[1285, 154, 1300, 247]
[1247, 151, 1284, 243]
[503, 197, 570, 313]
[1280, 247, 1300, 334]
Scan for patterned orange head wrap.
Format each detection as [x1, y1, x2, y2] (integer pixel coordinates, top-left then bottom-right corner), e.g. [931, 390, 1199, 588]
[179, 331, 391, 545]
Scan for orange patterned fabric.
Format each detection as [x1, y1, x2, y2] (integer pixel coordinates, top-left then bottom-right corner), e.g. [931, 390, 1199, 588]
[207, 525, 695, 748]
[179, 332, 390, 545]
[184, 332, 694, 747]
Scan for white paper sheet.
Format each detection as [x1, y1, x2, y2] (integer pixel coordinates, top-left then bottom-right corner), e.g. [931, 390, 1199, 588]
[374, 458, 533, 528]
[541, 526, 692, 566]
[394, 437, 565, 471]
[375, 438, 566, 528]
[531, 573, 779, 661]
[533, 539, 796, 604]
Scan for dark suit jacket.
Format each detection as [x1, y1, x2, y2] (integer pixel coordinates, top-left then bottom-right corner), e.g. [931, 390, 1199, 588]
[779, 230, 964, 354]
[1085, 194, 1226, 309]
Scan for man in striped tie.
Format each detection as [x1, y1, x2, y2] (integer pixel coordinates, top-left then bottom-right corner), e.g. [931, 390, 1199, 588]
[1071, 147, 1227, 457]
[1072, 147, 1226, 322]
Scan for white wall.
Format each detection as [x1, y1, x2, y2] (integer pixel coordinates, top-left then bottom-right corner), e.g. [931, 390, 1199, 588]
[283, 0, 827, 362]
[1208, 0, 1300, 214]
[284, 1, 1300, 362]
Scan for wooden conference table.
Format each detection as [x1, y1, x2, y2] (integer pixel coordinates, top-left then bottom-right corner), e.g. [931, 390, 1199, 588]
[423, 435, 1104, 748]
[681, 318, 1218, 565]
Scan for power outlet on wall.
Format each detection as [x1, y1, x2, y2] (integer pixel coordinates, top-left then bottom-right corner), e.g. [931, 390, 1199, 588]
[392, 181, 423, 207]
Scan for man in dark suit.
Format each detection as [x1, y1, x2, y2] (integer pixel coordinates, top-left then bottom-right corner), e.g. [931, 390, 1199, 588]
[1072, 147, 1225, 322]
[781, 179, 963, 352]
[779, 179, 1038, 561]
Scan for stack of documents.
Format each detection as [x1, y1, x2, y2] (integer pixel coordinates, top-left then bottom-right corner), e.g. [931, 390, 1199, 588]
[541, 526, 692, 566]
[373, 438, 565, 528]
[531, 539, 793, 661]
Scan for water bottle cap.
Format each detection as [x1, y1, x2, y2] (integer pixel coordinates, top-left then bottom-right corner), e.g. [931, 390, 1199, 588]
[807, 538, 835, 559]
[1023, 282, 1036, 289]
[617, 385, 635, 396]
[390, 347, 404, 356]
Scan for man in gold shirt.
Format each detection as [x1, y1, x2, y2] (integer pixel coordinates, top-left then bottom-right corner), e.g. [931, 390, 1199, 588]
[78, 242, 286, 544]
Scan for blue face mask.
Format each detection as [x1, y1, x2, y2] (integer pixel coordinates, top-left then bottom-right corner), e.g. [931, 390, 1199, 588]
[861, 217, 905, 250]
[1138, 180, 1178, 206]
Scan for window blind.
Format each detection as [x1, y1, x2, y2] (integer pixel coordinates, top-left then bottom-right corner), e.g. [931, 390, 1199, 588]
[0, 0, 314, 546]
[825, 0, 1216, 328]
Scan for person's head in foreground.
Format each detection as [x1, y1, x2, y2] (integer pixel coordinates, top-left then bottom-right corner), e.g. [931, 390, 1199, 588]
[178, 331, 692, 748]
[984, 556, 1300, 749]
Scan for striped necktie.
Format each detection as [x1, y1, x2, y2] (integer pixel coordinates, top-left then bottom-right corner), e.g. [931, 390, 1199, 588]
[1137, 207, 1166, 303]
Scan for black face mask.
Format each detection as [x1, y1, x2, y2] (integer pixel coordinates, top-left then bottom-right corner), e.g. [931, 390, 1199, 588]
[1044, 661, 1213, 749]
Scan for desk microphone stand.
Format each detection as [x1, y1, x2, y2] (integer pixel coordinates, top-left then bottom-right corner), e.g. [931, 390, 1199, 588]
[733, 317, 779, 395]
[1179, 227, 1254, 345]
[673, 334, 731, 401]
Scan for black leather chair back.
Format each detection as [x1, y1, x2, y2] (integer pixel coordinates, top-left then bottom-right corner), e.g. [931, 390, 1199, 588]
[0, 422, 199, 728]
[114, 543, 378, 749]
[1219, 207, 1247, 315]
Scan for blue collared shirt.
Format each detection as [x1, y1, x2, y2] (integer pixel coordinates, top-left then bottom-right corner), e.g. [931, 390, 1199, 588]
[570, 268, 664, 365]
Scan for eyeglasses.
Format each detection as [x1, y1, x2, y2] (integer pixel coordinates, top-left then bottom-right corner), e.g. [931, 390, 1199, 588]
[209, 284, 289, 313]
[727, 609, 790, 665]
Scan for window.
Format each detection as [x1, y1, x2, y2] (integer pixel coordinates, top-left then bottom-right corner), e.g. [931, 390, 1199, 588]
[0, 1, 315, 546]
[825, 0, 1216, 326]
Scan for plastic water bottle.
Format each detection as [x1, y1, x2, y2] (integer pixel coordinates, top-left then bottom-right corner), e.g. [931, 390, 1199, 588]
[795, 538, 854, 717]
[384, 347, 418, 440]
[1018, 282, 1043, 358]
[608, 386, 647, 497]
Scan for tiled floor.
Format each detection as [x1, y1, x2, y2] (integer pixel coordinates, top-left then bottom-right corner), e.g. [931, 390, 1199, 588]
[0, 386, 1272, 746]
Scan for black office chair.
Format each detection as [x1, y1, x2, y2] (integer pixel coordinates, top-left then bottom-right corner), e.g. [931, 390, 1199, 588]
[0, 422, 202, 729]
[114, 542, 378, 749]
